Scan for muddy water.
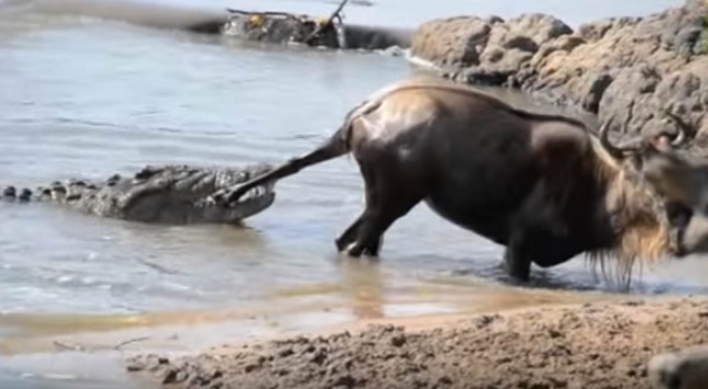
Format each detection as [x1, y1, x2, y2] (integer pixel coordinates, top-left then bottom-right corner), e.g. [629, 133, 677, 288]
[0, 0, 699, 387]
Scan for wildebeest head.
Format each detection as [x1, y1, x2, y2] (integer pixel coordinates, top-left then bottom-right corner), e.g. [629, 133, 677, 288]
[598, 110, 708, 258]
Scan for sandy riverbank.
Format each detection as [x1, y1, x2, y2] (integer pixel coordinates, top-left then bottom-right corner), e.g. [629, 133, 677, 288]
[125, 295, 708, 388]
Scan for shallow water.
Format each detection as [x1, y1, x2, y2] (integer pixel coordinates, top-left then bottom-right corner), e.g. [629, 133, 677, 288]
[0, 0, 701, 386]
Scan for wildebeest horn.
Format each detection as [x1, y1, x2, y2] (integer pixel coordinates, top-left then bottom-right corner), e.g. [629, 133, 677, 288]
[662, 109, 691, 148]
[599, 117, 638, 158]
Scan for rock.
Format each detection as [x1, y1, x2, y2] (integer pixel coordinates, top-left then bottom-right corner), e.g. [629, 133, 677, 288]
[390, 334, 407, 347]
[409, 0, 708, 151]
[502, 34, 538, 52]
[529, 35, 586, 69]
[648, 344, 708, 389]
[411, 16, 495, 68]
[501, 13, 573, 46]
[411, 12, 570, 73]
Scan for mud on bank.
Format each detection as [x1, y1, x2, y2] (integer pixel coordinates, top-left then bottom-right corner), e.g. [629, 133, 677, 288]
[126, 296, 708, 389]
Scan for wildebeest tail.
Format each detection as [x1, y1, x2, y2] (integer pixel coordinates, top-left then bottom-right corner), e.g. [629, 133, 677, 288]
[218, 116, 354, 204]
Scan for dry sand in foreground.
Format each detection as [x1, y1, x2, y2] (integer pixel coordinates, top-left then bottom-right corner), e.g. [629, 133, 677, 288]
[126, 296, 708, 389]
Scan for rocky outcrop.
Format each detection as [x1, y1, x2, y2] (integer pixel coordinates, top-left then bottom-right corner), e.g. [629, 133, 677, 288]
[410, 0, 708, 152]
[1, 164, 276, 225]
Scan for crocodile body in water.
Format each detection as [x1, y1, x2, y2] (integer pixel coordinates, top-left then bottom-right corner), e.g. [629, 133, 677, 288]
[1, 163, 276, 225]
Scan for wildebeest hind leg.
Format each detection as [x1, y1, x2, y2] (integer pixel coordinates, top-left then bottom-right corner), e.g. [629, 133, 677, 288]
[335, 214, 365, 252]
[335, 164, 377, 252]
[342, 161, 423, 257]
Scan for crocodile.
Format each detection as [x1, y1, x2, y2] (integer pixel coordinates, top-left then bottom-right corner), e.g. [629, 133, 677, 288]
[0, 163, 276, 225]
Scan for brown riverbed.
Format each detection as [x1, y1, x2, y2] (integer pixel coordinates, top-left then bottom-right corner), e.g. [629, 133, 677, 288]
[125, 295, 708, 389]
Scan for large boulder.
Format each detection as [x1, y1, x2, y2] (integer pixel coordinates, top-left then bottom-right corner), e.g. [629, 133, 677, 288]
[411, 13, 573, 82]
[410, 0, 708, 152]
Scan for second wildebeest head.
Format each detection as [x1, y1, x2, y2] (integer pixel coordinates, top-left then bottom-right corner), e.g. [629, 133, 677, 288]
[616, 111, 708, 257]
[211, 77, 705, 285]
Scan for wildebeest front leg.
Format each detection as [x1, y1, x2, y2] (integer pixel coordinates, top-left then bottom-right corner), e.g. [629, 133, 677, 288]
[503, 234, 532, 282]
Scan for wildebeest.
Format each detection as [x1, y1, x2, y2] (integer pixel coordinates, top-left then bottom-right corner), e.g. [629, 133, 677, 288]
[212, 76, 703, 283]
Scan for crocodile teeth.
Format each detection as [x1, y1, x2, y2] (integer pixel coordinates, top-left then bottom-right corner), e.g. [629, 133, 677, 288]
[226, 185, 269, 205]
[244, 187, 260, 201]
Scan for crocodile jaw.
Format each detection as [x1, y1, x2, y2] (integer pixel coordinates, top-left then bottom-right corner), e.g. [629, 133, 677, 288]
[204, 182, 276, 224]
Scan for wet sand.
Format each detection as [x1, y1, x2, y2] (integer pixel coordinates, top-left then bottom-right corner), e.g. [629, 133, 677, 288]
[122, 295, 708, 389]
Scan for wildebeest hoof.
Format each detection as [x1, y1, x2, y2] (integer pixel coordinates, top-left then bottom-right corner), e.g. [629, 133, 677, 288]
[341, 242, 362, 257]
[340, 241, 377, 258]
[505, 269, 531, 283]
[335, 237, 350, 252]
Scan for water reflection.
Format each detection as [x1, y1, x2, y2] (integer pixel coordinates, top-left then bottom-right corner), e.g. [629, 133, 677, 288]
[335, 257, 386, 319]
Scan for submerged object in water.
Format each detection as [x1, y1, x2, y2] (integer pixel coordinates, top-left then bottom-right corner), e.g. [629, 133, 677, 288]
[222, 0, 412, 51]
[24, 0, 411, 51]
